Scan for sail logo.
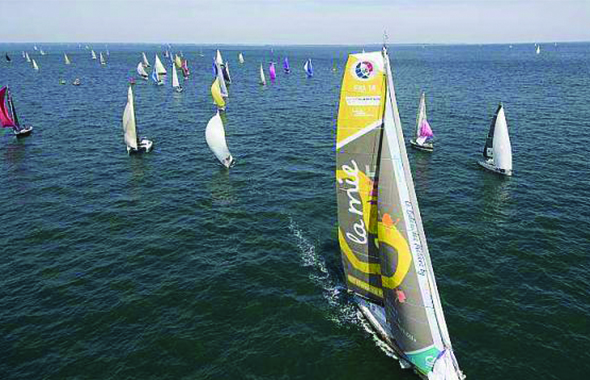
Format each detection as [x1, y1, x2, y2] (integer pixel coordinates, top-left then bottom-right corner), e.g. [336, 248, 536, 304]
[338, 160, 367, 245]
[353, 61, 375, 81]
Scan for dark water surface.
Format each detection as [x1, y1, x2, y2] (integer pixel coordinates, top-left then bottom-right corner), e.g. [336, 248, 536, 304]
[1, 43, 589, 379]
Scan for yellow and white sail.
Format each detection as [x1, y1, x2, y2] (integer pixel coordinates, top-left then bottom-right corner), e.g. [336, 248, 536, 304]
[211, 78, 226, 110]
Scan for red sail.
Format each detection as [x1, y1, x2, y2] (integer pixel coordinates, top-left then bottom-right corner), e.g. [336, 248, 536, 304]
[0, 87, 16, 128]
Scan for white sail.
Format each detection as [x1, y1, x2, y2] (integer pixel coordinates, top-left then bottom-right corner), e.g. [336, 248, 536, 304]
[172, 64, 180, 88]
[259, 63, 266, 85]
[238, 52, 244, 64]
[99, 52, 106, 65]
[25, 52, 31, 62]
[154, 54, 167, 75]
[32, 59, 39, 70]
[492, 106, 512, 172]
[137, 62, 148, 78]
[215, 50, 224, 65]
[91, 50, 97, 60]
[64, 53, 71, 65]
[142, 52, 150, 67]
[536, 45, 541, 55]
[205, 112, 233, 168]
[122, 86, 138, 150]
[415, 92, 427, 138]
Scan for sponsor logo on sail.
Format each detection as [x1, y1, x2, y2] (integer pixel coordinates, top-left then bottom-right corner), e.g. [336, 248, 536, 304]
[353, 61, 375, 81]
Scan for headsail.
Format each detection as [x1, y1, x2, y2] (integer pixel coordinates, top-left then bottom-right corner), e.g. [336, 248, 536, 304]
[205, 112, 234, 168]
[211, 78, 226, 110]
[259, 63, 266, 85]
[122, 86, 139, 150]
[415, 92, 433, 145]
[483, 105, 499, 160]
[0, 87, 17, 128]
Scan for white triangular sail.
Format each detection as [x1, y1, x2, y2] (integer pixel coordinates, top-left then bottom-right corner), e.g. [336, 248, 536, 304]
[238, 52, 244, 64]
[137, 62, 148, 78]
[142, 52, 150, 67]
[91, 50, 97, 60]
[215, 50, 224, 65]
[492, 106, 512, 172]
[415, 92, 427, 138]
[172, 64, 180, 89]
[205, 112, 234, 168]
[122, 86, 139, 150]
[536, 45, 541, 55]
[259, 63, 266, 85]
[25, 52, 31, 63]
[32, 59, 39, 70]
[154, 54, 167, 75]
[99, 52, 106, 65]
[64, 53, 71, 65]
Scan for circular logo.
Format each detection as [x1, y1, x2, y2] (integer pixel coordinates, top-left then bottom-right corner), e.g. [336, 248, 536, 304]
[354, 61, 375, 80]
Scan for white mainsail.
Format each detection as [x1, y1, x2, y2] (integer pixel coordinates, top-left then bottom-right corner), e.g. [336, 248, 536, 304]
[137, 62, 148, 79]
[25, 52, 31, 63]
[205, 112, 234, 168]
[122, 86, 138, 150]
[259, 63, 266, 85]
[99, 52, 106, 65]
[215, 50, 224, 65]
[238, 52, 244, 64]
[154, 54, 167, 75]
[32, 59, 39, 71]
[91, 50, 97, 60]
[172, 64, 180, 89]
[536, 45, 541, 55]
[64, 53, 71, 65]
[492, 105, 512, 172]
[142, 52, 150, 67]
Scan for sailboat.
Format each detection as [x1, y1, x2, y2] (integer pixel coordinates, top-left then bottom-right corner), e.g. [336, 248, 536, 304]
[91, 50, 97, 60]
[122, 86, 153, 154]
[269, 62, 276, 82]
[205, 111, 234, 168]
[304, 58, 313, 77]
[39, 49, 46, 56]
[142, 52, 150, 67]
[259, 63, 266, 85]
[283, 56, 290, 74]
[410, 92, 434, 151]
[222, 62, 232, 84]
[211, 78, 226, 111]
[64, 53, 71, 65]
[215, 49, 224, 66]
[478, 103, 513, 176]
[336, 47, 465, 380]
[152, 54, 167, 85]
[181, 59, 190, 78]
[5, 53, 11, 62]
[238, 52, 245, 64]
[137, 63, 149, 80]
[172, 64, 182, 93]
[25, 52, 31, 63]
[32, 59, 39, 71]
[33, 45, 38, 51]
[21, 51, 25, 59]
[99, 52, 106, 65]
[536, 45, 541, 55]
[0, 86, 33, 137]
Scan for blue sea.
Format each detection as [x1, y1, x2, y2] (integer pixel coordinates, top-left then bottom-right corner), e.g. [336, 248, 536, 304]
[1, 42, 589, 379]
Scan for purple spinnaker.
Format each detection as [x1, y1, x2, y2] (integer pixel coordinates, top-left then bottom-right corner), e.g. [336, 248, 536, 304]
[419, 119, 433, 138]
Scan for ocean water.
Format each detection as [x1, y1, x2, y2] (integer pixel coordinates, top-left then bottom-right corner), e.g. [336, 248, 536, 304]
[1, 43, 589, 380]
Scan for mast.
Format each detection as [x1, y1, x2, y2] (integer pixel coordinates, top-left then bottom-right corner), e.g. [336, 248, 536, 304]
[8, 91, 20, 127]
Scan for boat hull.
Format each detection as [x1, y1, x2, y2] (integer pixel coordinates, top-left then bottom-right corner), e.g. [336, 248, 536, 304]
[14, 126, 33, 138]
[410, 139, 433, 152]
[127, 139, 153, 155]
[478, 160, 512, 176]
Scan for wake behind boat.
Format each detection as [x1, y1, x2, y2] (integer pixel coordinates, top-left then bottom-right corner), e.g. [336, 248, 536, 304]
[478, 103, 513, 176]
[336, 47, 464, 380]
[0, 86, 33, 138]
[410, 92, 434, 152]
[122, 86, 153, 155]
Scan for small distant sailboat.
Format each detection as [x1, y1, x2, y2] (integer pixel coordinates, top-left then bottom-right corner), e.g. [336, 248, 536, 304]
[137, 62, 149, 80]
[332, 61, 338, 72]
[181, 59, 190, 78]
[478, 103, 513, 176]
[259, 63, 266, 85]
[0, 86, 33, 137]
[60, 79, 66, 85]
[39, 49, 46, 56]
[99, 52, 106, 65]
[283, 56, 290, 73]
[142, 52, 150, 67]
[32, 59, 39, 71]
[172, 64, 182, 93]
[73, 78, 81, 86]
[410, 92, 434, 151]
[304, 58, 313, 77]
[269, 62, 277, 82]
[536, 45, 541, 55]
[122, 86, 153, 155]
[25, 52, 31, 63]
[238, 52, 245, 64]
[33, 45, 38, 51]
[205, 111, 234, 168]
[211, 78, 226, 111]
[91, 50, 97, 60]
[5, 53, 11, 62]
[64, 53, 71, 65]
[152, 54, 167, 85]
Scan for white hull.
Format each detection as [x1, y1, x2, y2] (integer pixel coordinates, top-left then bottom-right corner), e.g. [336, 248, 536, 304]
[478, 159, 512, 176]
[410, 139, 433, 152]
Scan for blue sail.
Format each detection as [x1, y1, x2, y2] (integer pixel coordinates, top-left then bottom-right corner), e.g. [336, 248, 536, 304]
[151, 69, 158, 83]
[304, 59, 313, 77]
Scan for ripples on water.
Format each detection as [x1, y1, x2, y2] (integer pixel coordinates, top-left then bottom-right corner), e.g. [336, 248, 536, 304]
[1, 43, 589, 379]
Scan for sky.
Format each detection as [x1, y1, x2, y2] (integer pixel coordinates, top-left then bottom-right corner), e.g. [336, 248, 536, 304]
[1, 0, 590, 45]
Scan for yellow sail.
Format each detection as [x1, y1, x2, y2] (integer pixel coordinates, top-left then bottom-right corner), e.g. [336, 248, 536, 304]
[211, 78, 226, 110]
[175, 55, 182, 69]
